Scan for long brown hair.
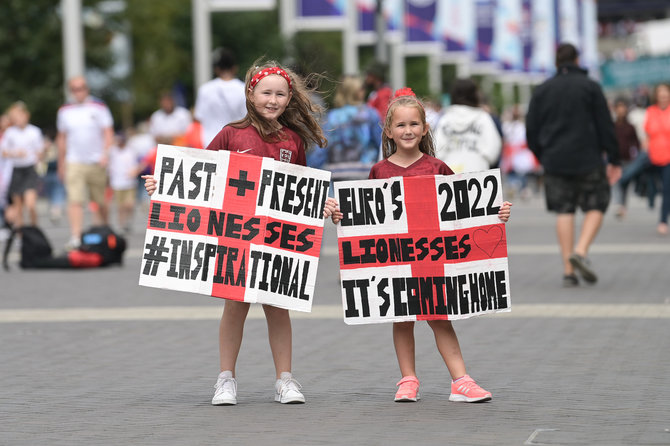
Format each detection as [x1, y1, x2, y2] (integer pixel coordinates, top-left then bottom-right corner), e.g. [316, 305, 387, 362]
[228, 59, 327, 149]
[381, 94, 435, 158]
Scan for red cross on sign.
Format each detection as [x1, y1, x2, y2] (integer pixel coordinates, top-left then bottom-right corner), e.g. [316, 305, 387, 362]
[139, 145, 331, 313]
[336, 171, 511, 325]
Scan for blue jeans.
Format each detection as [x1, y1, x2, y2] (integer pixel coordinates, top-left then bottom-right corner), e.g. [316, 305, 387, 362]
[42, 171, 66, 207]
[615, 152, 653, 207]
[659, 163, 670, 224]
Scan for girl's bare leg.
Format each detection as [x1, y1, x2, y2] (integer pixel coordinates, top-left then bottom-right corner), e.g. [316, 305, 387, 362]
[427, 320, 466, 379]
[262, 304, 292, 379]
[219, 300, 251, 375]
[393, 321, 417, 377]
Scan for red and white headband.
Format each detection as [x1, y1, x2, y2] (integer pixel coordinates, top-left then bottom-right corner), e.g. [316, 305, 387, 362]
[249, 67, 293, 91]
[387, 87, 424, 113]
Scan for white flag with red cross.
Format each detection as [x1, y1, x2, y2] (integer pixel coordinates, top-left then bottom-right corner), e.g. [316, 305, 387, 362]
[335, 170, 511, 324]
[139, 145, 331, 312]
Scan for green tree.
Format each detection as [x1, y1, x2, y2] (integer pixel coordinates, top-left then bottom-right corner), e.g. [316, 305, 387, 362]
[0, 0, 64, 132]
[211, 9, 284, 74]
[125, 0, 192, 123]
[0, 0, 114, 133]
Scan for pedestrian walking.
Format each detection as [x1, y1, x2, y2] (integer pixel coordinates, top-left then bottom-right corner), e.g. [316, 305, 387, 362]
[149, 92, 192, 145]
[526, 43, 621, 287]
[326, 88, 512, 403]
[364, 61, 392, 121]
[643, 83, 670, 235]
[308, 75, 382, 180]
[0, 101, 44, 228]
[56, 76, 114, 249]
[108, 133, 138, 234]
[193, 47, 247, 148]
[612, 97, 643, 219]
[145, 60, 332, 406]
[434, 79, 502, 174]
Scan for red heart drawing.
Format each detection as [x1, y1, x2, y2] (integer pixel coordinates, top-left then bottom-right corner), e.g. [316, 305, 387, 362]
[473, 226, 504, 258]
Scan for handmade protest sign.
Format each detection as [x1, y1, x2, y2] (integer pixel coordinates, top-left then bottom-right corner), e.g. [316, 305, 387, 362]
[335, 170, 511, 324]
[139, 145, 331, 312]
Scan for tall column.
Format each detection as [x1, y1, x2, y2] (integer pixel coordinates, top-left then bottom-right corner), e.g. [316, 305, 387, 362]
[61, 0, 85, 98]
[343, 0, 358, 74]
[374, 0, 387, 64]
[192, 0, 212, 90]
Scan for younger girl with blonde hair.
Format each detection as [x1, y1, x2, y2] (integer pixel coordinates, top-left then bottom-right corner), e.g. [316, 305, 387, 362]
[325, 88, 512, 403]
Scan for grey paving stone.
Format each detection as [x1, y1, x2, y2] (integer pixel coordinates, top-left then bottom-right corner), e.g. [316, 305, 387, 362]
[1, 195, 669, 445]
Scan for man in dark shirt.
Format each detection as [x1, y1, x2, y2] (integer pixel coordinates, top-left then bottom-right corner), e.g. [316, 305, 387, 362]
[526, 43, 621, 287]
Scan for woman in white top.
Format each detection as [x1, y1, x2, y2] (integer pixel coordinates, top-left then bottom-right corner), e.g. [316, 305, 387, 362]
[433, 78, 502, 174]
[0, 101, 44, 227]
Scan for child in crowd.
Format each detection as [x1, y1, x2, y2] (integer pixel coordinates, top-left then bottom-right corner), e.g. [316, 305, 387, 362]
[324, 88, 512, 403]
[0, 101, 44, 228]
[0, 112, 13, 239]
[144, 60, 333, 406]
[108, 132, 138, 234]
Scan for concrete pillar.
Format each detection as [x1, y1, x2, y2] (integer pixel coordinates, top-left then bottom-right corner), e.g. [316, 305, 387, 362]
[61, 0, 85, 98]
[192, 0, 212, 90]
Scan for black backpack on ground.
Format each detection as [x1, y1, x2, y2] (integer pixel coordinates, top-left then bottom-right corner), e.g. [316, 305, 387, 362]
[79, 225, 127, 266]
[2, 225, 126, 270]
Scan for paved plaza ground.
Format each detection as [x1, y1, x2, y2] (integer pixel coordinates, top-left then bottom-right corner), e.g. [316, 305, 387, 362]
[1, 193, 669, 445]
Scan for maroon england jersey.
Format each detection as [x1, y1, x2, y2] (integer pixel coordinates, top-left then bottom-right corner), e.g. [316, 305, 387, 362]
[206, 124, 306, 166]
[369, 153, 454, 179]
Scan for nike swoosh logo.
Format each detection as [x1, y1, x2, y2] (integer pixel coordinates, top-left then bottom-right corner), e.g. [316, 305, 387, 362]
[237, 149, 252, 153]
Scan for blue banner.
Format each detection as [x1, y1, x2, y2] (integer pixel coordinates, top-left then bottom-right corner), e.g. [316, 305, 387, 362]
[436, 0, 475, 52]
[298, 0, 345, 17]
[406, 0, 437, 43]
[530, 0, 555, 74]
[521, 0, 533, 72]
[492, 0, 523, 70]
[475, 0, 496, 63]
[557, 0, 580, 46]
[357, 0, 401, 32]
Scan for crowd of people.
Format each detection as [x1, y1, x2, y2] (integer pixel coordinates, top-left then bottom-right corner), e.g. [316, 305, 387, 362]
[0, 48, 248, 245]
[1, 44, 667, 252]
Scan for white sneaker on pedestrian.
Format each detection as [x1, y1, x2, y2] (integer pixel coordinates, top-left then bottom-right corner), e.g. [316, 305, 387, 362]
[212, 371, 237, 406]
[65, 236, 81, 251]
[274, 372, 305, 404]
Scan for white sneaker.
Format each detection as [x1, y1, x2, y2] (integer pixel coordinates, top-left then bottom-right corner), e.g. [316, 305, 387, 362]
[65, 236, 81, 251]
[274, 372, 305, 404]
[212, 371, 237, 405]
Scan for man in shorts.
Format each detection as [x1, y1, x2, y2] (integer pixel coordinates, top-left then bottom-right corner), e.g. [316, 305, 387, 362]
[57, 76, 114, 249]
[526, 43, 621, 287]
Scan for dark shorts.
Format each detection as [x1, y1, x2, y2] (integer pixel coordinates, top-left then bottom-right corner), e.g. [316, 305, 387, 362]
[544, 166, 610, 214]
[9, 165, 39, 196]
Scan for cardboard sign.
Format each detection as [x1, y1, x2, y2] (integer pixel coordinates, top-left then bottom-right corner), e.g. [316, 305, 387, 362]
[335, 170, 511, 324]
[139, 145, 331, 312]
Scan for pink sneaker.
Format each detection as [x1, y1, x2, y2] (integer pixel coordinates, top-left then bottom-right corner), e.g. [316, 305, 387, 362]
[449, 375, 492, 402]
[395, 376, 420, 402]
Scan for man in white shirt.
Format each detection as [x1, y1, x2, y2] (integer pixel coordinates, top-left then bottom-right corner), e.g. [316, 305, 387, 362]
[149, 92, 192, 145]
[194, 47, 247, 147]
[56, 76, 114, 249]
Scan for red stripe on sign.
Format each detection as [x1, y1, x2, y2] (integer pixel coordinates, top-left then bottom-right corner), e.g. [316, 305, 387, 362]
[403, 176, 450, 320]
[211, 153, 265, 301]
[223, 152, 264, 216]
[146, 200, 264, 242]
[338, 223, 507, 270]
